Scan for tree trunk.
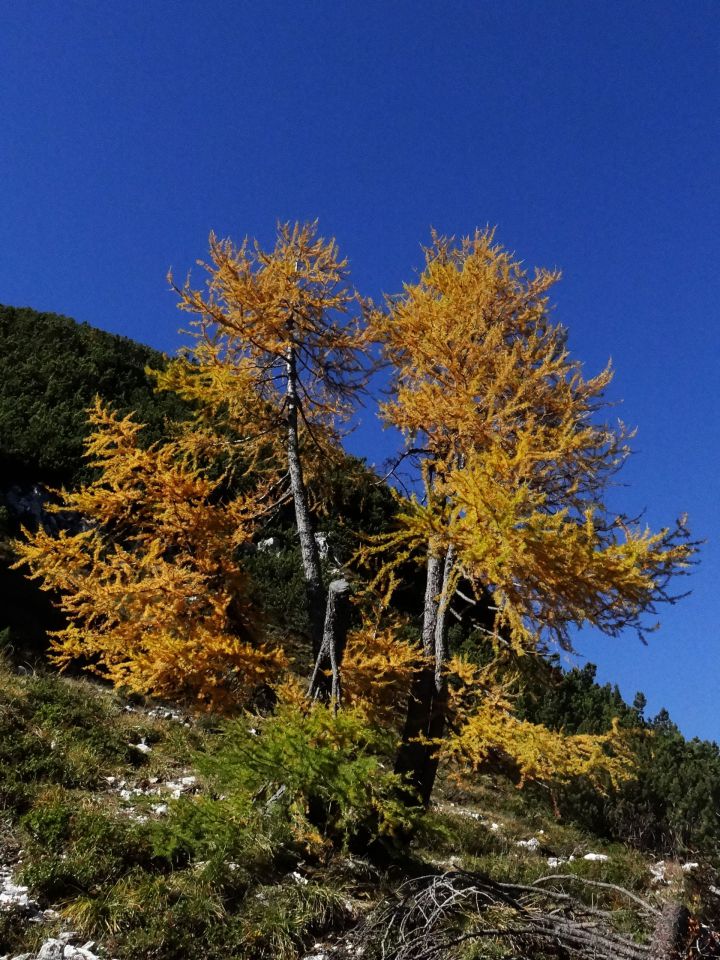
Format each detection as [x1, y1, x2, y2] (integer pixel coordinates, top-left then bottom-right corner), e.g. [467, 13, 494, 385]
[394, 546, 452, 805]
[285, 342, 325, 659]
[649, 902, 690, 960]
[417, 544, 456, 804]
[308, 578, 352, 704]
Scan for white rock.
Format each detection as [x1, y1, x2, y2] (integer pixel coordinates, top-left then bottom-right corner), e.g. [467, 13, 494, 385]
[130, 738, 151, 754]
[489, 822, 501, 832]
[547, 856, 567, 868]
[583, 852, 609, 862]
[682, 861, 700, 873]
[516, 837, 540, 852]
[0, 866, 36, 914]
[64, 950, 98, 960]
[649, 861, 667, 883]
[164, 776, 197, 799]
[147, 707, 184, 722]
[64, 946, 102, 960]
[38, 942, 65, 960]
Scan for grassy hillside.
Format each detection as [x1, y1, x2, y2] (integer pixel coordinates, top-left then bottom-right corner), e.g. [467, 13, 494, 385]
[1, 659, 718, 960]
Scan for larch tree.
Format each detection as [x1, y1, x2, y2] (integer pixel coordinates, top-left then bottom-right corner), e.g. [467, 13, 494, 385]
[366, 230, 696, 806]
[162, 223, 369, 682]
[13, 400, 286, 707]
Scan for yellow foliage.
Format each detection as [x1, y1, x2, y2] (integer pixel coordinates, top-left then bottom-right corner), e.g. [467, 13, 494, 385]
[149, 341, 285, 479]
[441, 656, 636, 789]
[371, 229, 612, 470]
[445, 700, 636, 790]
[356, 228, 695, 799]
[446, 443, 693, 652]
[164, 222, 368, 459]
[366, 229, 696, 651]
[342, 616, 424, 724]
[13, 399, 286, 708]
[11, 224, 695, 804]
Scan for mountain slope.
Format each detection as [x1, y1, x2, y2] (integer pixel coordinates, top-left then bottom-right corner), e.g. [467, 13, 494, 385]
[0, 304, 187, 487]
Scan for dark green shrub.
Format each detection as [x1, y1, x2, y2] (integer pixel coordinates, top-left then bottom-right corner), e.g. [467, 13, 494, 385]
[199, 701, 422, 849]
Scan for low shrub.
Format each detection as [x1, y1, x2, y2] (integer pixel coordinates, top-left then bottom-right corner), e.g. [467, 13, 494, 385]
[198, 699, 422, 851]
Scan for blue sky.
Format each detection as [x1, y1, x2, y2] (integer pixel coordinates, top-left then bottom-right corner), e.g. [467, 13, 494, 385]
[1, 1, 718, 738]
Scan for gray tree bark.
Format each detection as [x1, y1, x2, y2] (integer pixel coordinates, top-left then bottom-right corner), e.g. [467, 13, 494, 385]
[285, 341, 325, 660]
[308, 578, 352, 704]
[649, 902, 690, 960]
[419, 544, 456, 803]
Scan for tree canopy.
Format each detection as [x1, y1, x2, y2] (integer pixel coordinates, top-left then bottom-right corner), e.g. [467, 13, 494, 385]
[11, 224, 698, 815]
[160, 223, 370, 662]
[14, 400, 285, 707]
[364, 228, 695, 802]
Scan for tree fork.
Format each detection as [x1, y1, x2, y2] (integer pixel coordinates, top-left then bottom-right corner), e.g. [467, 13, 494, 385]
[308, 578, 352, 705]
[417, 544, 456, 805]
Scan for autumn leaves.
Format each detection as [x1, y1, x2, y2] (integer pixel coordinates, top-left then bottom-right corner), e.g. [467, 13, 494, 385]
[13, 223, 696, 803]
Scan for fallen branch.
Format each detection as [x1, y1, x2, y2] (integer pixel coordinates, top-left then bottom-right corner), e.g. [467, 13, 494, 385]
[336, 868, 706, 960]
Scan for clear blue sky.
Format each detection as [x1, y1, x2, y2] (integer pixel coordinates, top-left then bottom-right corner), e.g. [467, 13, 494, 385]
[1, 1, 718, 738]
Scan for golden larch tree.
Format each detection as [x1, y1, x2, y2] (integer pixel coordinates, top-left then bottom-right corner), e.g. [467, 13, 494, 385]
[162, 223, 369, 671]
[13, 399, 286, 708]
[366, 229, 695, 805]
